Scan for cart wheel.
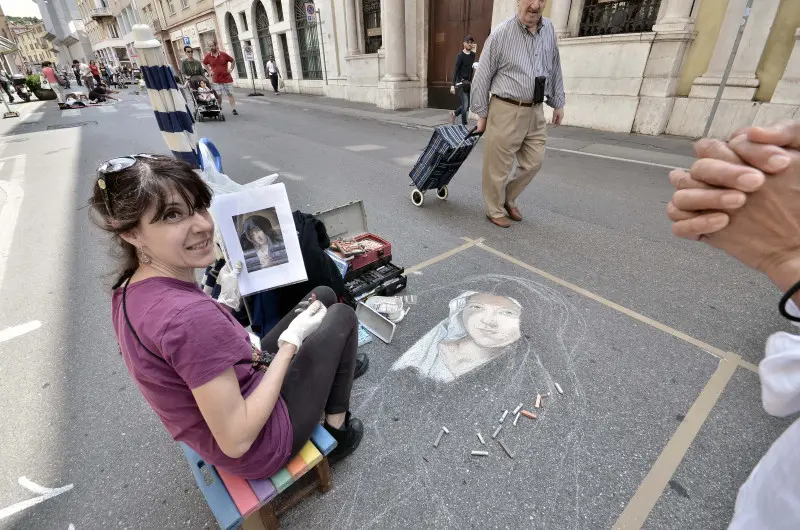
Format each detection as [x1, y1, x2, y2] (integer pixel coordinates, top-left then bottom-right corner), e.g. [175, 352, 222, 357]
[437, 186, 449, 200]
[197, 115, 203, 122]
[411, 189, 425, 207]
[220, 114, 226, 121]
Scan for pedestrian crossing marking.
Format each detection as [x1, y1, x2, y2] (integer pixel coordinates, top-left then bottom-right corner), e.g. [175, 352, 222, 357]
[344, 144, 386, 152]
[97, 106, 117, 113]
[61, 110, 81, 118]
[22, 112, 44, 122]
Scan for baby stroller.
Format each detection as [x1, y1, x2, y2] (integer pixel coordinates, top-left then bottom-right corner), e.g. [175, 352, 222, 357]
[188, 74, 224, 122]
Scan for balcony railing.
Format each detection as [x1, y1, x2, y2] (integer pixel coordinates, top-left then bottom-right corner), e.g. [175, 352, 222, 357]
[90, 7, 113, 19]
[579, 0, 661, 37]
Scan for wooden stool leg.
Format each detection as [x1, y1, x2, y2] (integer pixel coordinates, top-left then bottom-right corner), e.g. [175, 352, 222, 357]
[259, 503, 279, 530]
[315, 457, 332, 494]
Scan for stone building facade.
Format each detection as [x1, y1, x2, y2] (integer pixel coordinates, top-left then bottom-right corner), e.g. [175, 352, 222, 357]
[207, 0, 798, 138]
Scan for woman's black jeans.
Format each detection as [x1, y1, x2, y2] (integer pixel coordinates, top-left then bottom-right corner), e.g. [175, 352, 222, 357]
[454, 86, 470, 126]
[261, 286, 358, 455]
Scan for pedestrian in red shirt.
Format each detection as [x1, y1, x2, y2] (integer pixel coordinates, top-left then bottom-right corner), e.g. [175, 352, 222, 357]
[202, 41, 238, 115]
[89, 60, 102, 86]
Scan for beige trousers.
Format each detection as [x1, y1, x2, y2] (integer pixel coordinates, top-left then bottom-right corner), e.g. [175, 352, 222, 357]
[481, 98, 547, 219]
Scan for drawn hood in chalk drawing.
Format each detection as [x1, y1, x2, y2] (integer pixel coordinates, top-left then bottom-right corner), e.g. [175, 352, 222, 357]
[392, 291, 523, 382]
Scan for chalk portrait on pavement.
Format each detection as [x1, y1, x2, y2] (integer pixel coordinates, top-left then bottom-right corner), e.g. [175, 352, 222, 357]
[289, 274, 589, 528]
[392, 291, 523, 382]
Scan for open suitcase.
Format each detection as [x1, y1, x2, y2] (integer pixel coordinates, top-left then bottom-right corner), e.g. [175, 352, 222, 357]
[315, 201, 407, 306]
[408, 124, 482, 206]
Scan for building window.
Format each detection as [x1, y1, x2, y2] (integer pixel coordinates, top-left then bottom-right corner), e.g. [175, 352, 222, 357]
[181, 0, 189, 9]
[166, 0, 176, 15]
[239, 12, 248, 31]
[579, 0, 661, 37]
[226, 12, 247, 78]
[255, 2, 273, 78]
[362, 0, 381, 54]
[293, 0, 321, 80]
[274, 0, 284, 22]
[109, 23, 120, 39]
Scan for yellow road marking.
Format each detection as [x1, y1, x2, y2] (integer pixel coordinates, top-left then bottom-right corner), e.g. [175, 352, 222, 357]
[613, 359, 738, 529]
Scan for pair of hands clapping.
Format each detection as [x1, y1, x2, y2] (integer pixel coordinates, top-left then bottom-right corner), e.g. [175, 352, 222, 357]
[667, 121, 800, 289]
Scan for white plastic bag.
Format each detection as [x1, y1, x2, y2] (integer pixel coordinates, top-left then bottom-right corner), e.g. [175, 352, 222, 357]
[198, 141, 278, 196]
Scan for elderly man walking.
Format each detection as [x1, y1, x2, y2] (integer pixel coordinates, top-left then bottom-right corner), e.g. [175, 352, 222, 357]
[471, 0, 565, 228]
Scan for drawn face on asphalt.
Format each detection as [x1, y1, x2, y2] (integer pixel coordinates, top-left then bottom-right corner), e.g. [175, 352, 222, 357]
[461, 293, 522, 349]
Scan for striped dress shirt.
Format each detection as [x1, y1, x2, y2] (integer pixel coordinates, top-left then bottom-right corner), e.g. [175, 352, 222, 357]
[470, 15, 565, 118]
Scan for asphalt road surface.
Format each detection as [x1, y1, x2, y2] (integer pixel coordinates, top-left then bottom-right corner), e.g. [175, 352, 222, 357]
[0, 90, 792, 530]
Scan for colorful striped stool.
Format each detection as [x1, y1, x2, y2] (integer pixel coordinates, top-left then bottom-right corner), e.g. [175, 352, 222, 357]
[180, 424, 337, 529]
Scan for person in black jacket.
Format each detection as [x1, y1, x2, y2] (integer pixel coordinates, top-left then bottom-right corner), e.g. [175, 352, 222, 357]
[449, 35, 476, 126]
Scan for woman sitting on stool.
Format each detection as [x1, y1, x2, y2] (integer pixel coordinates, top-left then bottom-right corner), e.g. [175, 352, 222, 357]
[88, 154, 366, 480]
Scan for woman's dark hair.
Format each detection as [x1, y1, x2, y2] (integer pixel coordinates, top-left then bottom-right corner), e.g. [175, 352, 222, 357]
[241, 215, 281, 248]
[88, 155, 212, 279]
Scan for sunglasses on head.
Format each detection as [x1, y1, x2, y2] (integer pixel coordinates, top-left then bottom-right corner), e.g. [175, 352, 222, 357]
[96, 154, 162, 216]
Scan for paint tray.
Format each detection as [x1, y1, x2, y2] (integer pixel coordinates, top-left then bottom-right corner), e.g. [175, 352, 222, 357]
[356, 302, 396, 344]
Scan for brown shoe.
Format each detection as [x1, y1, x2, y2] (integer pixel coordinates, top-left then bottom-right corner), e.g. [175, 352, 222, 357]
[505, 204, 523, 222]
[487, 215, 511, 228]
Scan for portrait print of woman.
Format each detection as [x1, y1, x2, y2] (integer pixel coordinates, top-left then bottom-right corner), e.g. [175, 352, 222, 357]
[236, 211, 289, 273]
[392, 291, 523, 382]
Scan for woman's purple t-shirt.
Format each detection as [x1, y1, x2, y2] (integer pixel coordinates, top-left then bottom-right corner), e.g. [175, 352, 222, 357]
[111, 276, 293, 479]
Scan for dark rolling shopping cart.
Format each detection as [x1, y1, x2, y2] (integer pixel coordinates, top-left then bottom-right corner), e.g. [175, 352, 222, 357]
[408, 124, 482, 206]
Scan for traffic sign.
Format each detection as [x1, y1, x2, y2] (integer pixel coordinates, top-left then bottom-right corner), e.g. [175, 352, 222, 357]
[243, 43, 254, 62]
[304, 3, 315, 23]
[183, 36, 190, 46]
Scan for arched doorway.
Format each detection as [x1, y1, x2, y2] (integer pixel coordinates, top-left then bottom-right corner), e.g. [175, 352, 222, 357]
[226, 12, 247, 78]
[293, 0, 321, 79]
[255, 1, 273, 78]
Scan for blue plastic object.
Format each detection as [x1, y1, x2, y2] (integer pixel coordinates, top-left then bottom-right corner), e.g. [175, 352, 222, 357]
[199, 137, 223, 172]
[310, 424, 337, 456]
[180, 443, 242, 530]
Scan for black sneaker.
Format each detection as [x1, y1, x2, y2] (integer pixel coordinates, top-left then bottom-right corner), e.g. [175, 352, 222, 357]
[354, 352, 369, 380]
[324, 412, 363, 464]
[232, 109, 238, 115]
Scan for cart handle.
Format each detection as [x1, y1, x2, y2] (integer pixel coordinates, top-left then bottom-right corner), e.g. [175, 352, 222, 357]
[466, 126, 483, 138]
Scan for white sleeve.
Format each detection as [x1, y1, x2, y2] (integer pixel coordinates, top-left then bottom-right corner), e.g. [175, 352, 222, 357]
[759, 301, 800, 417]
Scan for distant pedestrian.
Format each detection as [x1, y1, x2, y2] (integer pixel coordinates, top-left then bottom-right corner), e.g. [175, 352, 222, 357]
[449, 35, 476, 126]
[72, 62, 82, 86]
[41, 61, 65, 103]
[74, 59, 94, 90]
[202, 41, 238, 115]
[181, 45, 204, 79]
[0, 70, 13, 102]
[471, 0, 565, 228]
[266, 55, 281, 95]
[89, 60, 102, 86]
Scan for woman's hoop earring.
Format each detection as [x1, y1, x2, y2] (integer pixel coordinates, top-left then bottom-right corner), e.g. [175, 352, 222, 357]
[138, 247, 152, 265]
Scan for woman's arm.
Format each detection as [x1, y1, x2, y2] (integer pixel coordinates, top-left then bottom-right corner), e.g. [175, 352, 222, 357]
[192, 342, 297, 458]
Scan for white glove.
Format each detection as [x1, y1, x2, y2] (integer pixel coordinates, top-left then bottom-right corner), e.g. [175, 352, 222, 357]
[450, 86, 456, 95]
[278, 300, 327, 348]
[216, 261, 243, 311]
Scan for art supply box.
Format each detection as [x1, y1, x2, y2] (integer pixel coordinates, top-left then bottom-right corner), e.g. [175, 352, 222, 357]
[315, 201, 406, 305]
